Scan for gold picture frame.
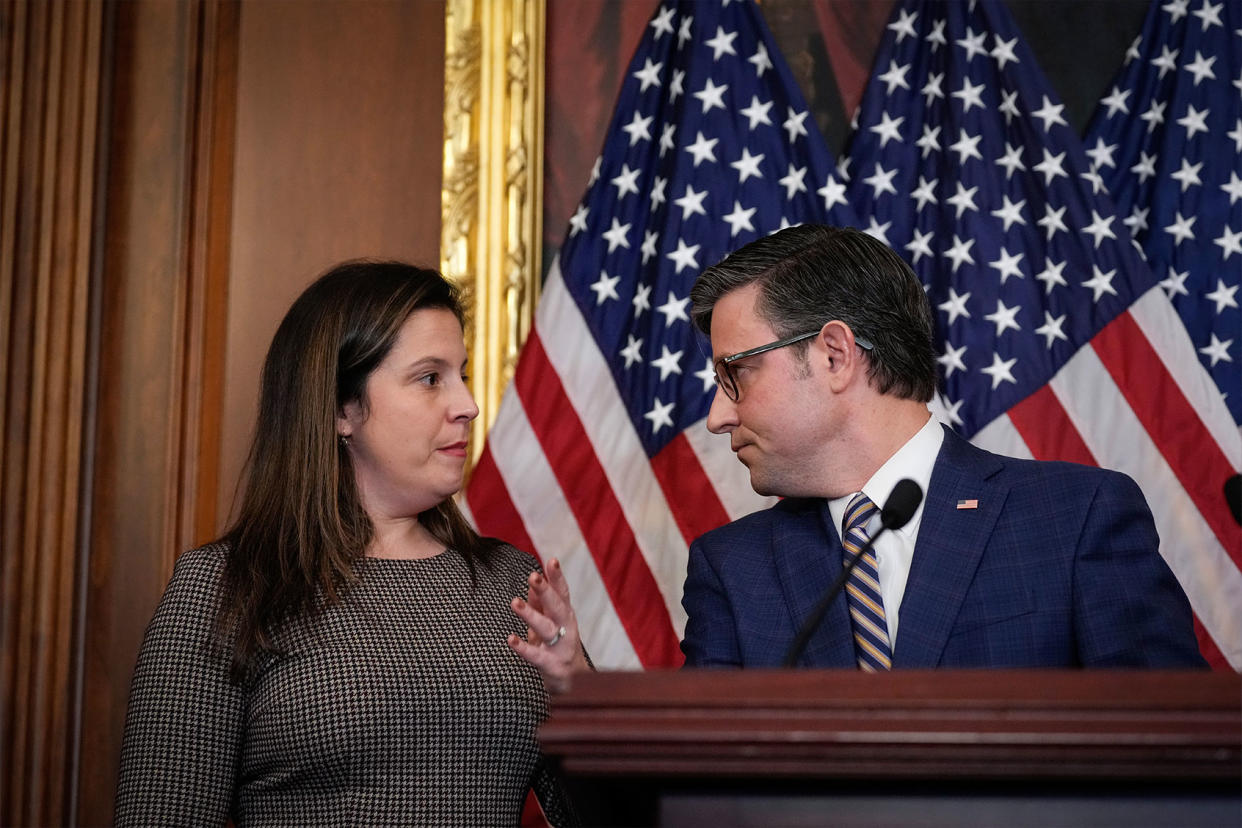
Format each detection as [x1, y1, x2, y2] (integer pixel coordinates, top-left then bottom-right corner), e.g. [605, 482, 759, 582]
[441, 0, 546, 469]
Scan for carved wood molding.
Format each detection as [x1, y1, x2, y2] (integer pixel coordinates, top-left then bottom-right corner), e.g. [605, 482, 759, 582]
[177, 0, 237, 552]
[442, 0, 545, 469]
[0, 1, 105, 823]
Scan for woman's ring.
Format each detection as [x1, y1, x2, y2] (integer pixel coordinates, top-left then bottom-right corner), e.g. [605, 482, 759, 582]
[547, 626, 566, 647]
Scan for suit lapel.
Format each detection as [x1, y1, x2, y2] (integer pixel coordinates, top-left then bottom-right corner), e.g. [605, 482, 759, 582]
[893, 429, 1007, 668]
[771, 500, 856, 667]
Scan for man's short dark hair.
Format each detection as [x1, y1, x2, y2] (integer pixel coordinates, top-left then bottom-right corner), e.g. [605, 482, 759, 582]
[690, 224, 937, 402]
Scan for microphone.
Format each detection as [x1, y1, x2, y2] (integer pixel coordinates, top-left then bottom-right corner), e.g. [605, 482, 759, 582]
[781, 479, 923, 668]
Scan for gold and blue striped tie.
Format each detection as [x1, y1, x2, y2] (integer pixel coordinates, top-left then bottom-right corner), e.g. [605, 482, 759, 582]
[842, 493, 892, 671]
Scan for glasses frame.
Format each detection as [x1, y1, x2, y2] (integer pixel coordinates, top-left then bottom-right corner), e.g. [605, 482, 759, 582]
[713, 328, 875, 402]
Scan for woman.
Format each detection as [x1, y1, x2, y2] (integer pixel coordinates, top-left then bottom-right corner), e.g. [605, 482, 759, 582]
[115, 261, 589, 826]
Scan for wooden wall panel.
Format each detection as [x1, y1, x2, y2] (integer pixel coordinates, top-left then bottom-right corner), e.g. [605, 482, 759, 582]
[2, 0, 446, 821]
[76, 0, 237, 820]
[77, 0, 445, 820]
[0, 0, 104, 824]
[218, 0, 445, 526]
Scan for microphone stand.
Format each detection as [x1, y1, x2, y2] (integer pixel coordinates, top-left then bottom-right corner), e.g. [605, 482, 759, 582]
[781, 527, 888, 668]
[781, 478, 923, 668]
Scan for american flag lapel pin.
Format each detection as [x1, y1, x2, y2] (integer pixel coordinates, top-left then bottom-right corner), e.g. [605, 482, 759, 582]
[956, 499, 979, 510]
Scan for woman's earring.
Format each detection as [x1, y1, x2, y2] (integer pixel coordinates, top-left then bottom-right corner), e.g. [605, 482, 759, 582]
[339, 435, 350, 447]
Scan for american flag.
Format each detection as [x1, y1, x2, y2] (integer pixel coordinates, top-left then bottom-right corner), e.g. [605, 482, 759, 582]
[845, 0, 1240, 668]
[463, 0, 857, 668]
[1085, 0, 1240, 427]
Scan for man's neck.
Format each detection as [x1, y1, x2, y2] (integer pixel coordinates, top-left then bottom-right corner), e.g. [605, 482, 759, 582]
[822, 401, 932, 498]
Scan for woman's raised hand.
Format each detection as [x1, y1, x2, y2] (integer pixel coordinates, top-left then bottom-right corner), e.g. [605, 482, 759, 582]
[507, 558, 591, 694]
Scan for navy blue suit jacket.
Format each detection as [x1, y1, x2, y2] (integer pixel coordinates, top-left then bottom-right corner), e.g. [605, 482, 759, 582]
[681, 427, 1205, 668]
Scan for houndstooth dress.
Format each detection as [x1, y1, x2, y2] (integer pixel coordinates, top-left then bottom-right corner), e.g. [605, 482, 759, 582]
[114, 542, 576, 826]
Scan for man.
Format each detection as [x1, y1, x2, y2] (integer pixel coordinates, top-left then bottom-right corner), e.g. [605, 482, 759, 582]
[681, 225, 1204, 669]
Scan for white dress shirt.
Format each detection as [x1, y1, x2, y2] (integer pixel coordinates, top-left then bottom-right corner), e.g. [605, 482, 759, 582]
[827, 415, 943, 648]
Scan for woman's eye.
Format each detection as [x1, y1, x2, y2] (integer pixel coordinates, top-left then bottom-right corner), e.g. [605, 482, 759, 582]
[460, 373, 470, 384]
[418, 372, 440, 387]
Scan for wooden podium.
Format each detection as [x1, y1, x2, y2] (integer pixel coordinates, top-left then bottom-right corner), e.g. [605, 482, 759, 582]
[540, 670, 1241, 827]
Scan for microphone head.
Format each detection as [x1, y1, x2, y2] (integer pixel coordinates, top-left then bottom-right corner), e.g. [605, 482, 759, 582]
[880, 479, 923, 530]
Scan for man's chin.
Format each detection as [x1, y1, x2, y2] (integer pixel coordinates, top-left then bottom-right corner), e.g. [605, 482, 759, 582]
[746, 469, 780, 498]
[746, 466, 808, 499]
[738, 450, 797, 498]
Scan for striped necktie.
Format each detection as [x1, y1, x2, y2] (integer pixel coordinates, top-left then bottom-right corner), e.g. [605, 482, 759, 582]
[842, 493, 892, 671]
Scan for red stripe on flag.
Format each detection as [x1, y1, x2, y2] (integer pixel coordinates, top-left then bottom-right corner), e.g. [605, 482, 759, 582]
[650, 433, 732, 546]
[1003, 363, 1231, 670]
[1007, 385, 1098, 466]
[467, 444, 539, 564]
[514, 332, 683, 667]
[521, 789, 549, 828]
[1192, 615, 1230, 671]
[1092, 313, 1242, 569]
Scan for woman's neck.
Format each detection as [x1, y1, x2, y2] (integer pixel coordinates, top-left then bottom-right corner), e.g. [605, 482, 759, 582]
[365, 515, 445, 559]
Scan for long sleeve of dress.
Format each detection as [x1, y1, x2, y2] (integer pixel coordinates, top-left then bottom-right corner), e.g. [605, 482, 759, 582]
[114, 545, 244, 826]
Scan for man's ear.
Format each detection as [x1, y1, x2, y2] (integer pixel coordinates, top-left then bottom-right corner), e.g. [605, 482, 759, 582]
[818, 320, 866, 391]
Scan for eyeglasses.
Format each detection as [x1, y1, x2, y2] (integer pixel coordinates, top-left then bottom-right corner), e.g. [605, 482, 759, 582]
[712, 329, 874, 402]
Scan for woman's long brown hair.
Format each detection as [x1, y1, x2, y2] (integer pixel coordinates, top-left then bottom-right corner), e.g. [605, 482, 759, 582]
[215, 261, 497, 682]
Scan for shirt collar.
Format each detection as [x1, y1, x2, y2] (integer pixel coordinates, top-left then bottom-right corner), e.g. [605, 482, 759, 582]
[829, 415, 943, 538]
